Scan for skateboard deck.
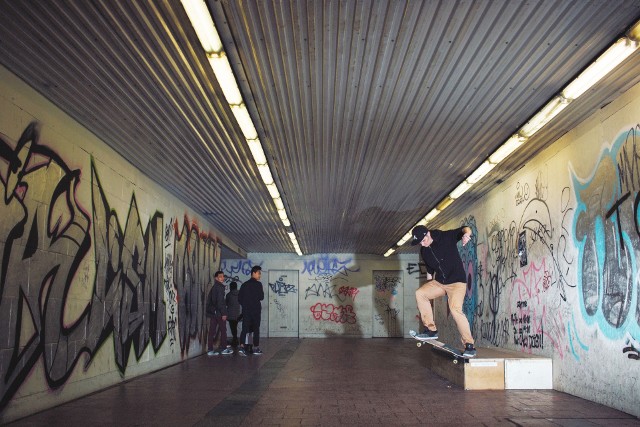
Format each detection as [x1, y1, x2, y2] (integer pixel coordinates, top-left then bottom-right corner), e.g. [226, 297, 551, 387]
[409, 330, 469, 364]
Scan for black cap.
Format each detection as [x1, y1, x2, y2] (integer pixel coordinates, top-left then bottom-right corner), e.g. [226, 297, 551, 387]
[411, 225, 428, 246]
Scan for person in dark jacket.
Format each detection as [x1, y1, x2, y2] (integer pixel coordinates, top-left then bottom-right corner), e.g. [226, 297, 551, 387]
[411, 225, 477, 357]
[238, 265, 264, 355]
[206, 271, 233, 355]
[225, 281, 241, 347]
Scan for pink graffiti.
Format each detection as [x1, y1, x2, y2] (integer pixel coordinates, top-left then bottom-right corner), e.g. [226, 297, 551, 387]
[512, 258, 548, 306]
[310, 303, 357, 324]
[510, 259, 566, 358]
[338, 286, 359, 300]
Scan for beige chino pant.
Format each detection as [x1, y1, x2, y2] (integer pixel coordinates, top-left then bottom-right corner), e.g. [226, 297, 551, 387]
[415, 280, 474, 345]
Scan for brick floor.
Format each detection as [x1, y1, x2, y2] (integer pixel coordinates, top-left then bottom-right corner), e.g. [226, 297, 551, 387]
[7, 338, 640, 426]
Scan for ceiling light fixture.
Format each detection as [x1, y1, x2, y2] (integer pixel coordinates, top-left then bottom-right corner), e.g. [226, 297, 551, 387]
[386, 18, 640, 257]
[519, 96, 570, 138]
[182, 0, 302, 254]
[488, 134, 526, 164]
[180, 0, 222, 53]
[563, 38, 639, 100]
[229, 104, 258, 140]
[207, 53, 243, 105]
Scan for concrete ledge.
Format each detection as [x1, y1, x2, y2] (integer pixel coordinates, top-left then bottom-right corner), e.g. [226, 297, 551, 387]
[422, 346, 553, 390]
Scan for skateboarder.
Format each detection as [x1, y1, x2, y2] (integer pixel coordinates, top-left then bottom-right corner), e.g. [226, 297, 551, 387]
[411, 224, 477, 357]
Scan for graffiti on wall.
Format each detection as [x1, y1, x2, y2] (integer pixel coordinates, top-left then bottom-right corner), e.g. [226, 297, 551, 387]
[467, 165, 576, 354]
[458, 217, 479, 329]
[0, 123, 167, 409]
[372, 271, 403, 337]
[573, 125, 640, 356]
[0, 122, 219, 410]
[302, 254, 359, 276]
[172, 217, 218, 355]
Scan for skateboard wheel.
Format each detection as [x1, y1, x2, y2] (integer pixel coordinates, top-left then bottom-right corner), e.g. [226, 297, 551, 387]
[453, 359, 458, 364]
[416, 342, 422, 347]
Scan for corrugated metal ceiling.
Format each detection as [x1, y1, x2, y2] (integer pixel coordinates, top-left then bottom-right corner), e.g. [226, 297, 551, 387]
[0, 0, 639, 256]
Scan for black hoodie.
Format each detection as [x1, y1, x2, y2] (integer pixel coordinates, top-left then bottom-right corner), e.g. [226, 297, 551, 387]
[238, 277, 264, 314]
[419, 227, 467, 284]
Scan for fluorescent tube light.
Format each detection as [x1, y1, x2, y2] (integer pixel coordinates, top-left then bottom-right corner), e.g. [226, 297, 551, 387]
[274, 197, 285, 210]
[208, 53, 243, 105]
[436, 197, 454, 211]
[449, 181, 472, 199]
[277, 209, 288, 221]
[247, 139, 267, 164]
[520, 96, 569, 138]
[489, 134, 526, 164]
[266, 183, 280, 198]
[396, 231, 413, 246]
[180, 0, 223, 53]
[258, 164, 274, 185]
[563, 38, 639, 100]
[384, 249, 395, 257]
[629, 20, 640, 42]
[230, 104, 258, 140]
[466, 161, 496, 184]
[282, 217, 291, 227]
[424, 209, 440, 222]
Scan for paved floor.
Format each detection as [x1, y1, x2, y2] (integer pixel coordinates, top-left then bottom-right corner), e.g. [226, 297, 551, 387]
[9, 338, 640, 426]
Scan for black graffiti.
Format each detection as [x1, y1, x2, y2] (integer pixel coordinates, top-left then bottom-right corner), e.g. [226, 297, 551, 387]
[479, 317, 510, 347]
[0, 123, 166, 410]
[172, 218, 217, 355]
[406, 262, 429, 276]
[374, 275, 400, 292]
[623, 347, 639, 360]
[510, 313, 544, 349]
[270, 276, 297, 296]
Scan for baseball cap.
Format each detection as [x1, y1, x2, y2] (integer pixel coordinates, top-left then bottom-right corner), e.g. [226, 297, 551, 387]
[410, 225, 428, 246]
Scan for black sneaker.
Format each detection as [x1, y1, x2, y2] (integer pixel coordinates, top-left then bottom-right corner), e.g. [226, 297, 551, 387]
[414, 329, 438, 340]
[463, 343, 477, 358]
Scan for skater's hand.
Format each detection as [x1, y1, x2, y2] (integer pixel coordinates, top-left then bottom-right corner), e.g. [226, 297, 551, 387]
[461, 232, 472, 246]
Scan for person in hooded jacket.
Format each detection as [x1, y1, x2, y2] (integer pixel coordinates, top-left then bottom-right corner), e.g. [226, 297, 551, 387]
[225, 281, 241, 347]
[410, 225, 477, 358]
[206, 271, 233, 355]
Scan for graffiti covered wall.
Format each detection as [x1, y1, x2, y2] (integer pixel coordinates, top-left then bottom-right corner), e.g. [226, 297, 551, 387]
[0, 66, 225, 422]
[433, 83, 640, 416]
[221, 253, 422, 340]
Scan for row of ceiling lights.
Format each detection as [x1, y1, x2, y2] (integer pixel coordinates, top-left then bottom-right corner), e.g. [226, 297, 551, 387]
[384, 20, 640, 257]
[181, 0, 639, 258]
[181, 0, 302, 256]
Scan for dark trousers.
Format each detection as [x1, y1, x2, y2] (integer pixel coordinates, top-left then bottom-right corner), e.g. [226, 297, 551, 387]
[208, 315, 227, 351]
[228, 320, 239, 345]
[240, 311, 261, 347]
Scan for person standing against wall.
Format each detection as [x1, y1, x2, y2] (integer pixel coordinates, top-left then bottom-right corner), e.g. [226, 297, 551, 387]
[206, 271, 233, 356]
[411, 225, 477, 357]
[225, 281, 241, 347]
[238, 265, 264, 355]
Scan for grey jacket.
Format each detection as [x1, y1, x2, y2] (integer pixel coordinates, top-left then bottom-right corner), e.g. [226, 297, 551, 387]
[225, 289, 241, 320]
[206, 280, 227, 317]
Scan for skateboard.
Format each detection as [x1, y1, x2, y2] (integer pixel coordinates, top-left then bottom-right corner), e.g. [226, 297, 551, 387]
[409, 330, 470, 364]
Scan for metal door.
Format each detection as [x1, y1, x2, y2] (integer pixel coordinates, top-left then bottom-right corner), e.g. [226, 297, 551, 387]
[372, 270, 403, 337]
[268, 270, 299, 337]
